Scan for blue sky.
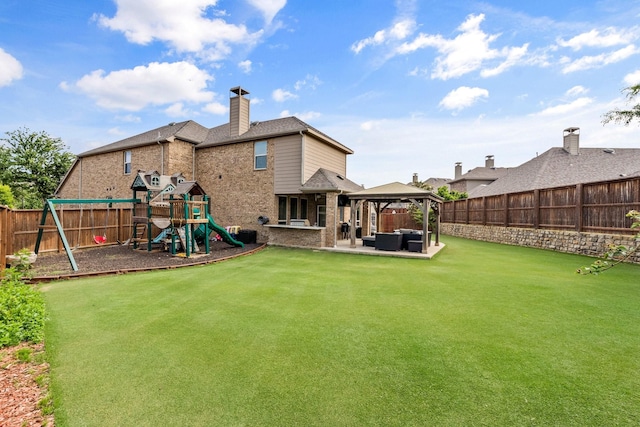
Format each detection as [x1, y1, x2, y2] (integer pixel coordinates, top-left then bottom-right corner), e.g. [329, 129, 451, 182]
[1, 0, 640, 187]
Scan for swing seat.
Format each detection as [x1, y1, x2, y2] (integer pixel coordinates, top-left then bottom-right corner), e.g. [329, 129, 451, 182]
[93, 234, 107, 244]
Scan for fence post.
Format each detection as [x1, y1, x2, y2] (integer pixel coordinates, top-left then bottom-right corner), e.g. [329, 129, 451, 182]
[504, 194, 509, 227]
[575, 183, 583, 232]
[533, 189, 540, 229]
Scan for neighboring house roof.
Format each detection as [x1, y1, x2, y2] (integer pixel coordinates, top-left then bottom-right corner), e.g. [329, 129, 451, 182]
[470, 147, 640, 198]
[78, 120, 209, 157]
[449, 166, 509, 184]
[423, 177, 451, 189]
[300, 168, 364, 193]
[199, 116, 354, 154]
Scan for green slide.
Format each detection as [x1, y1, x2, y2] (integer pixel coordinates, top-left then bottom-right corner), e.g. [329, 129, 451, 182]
[195, 214, 244, 248]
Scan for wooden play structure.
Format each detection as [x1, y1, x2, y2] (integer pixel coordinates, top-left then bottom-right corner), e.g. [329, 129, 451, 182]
[130, 171, 212, 257]
[34, 171, 243, 272]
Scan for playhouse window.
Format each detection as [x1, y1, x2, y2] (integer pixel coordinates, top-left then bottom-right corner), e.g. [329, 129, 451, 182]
[151, 175, 160, 186]
[124, 150, 132, 174]
[254, 141, 267, 170]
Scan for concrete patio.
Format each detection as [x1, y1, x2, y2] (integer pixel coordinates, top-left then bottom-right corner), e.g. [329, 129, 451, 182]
[319, 238, 445, 259]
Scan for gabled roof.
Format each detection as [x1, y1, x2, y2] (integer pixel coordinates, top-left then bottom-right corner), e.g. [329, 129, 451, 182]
[449, 166, 509, 184]
[300, 168, 363, 193]
[470, 147, 640, 198]
[349, 182, 443, 202]
[78, 120, 209, 157]
[422, 177, 451, 189]
[199, 116, 354, 154]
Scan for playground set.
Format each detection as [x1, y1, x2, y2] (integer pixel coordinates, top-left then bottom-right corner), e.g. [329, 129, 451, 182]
[34, 171, 243, 271]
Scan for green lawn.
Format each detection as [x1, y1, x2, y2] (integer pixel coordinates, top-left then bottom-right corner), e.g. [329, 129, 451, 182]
[43, 237, 640, 426]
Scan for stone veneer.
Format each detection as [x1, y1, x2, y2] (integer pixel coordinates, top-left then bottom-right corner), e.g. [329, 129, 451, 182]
[266, 225, 326, 248]
[441, 223, 640, 264]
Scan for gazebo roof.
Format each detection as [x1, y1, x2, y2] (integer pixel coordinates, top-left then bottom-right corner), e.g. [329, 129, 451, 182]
[348, 182, 443, 202]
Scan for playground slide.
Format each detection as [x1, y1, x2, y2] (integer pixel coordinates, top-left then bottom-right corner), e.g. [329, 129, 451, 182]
[195, 214, 244, 248]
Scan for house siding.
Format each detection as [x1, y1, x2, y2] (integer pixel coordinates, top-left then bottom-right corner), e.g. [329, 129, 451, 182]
[196, 140, 275, 243]
[303, 136, 347, 182]
[274, 134, 303, 194]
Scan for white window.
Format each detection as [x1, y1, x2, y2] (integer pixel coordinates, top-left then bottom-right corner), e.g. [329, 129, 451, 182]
[317, 205, 326, 227]
[124, 151, 132, 174]
[151, 175, 160, 186]
[254, 141, 267, 170]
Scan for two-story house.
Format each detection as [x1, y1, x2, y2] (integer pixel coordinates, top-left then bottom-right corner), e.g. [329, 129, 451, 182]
[56, 87, 363, 247]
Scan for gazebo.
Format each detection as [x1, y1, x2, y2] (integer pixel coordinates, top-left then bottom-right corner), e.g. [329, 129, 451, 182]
[347, 182, 444, 254]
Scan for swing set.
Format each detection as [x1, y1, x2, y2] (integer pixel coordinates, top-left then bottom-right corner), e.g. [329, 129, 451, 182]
[34, 197, 139, 271]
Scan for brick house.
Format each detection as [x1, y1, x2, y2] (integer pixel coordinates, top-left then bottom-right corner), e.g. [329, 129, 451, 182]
[56, 87, 362, 247]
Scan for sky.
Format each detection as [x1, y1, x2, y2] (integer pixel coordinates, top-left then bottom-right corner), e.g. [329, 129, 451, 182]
[1, 0, 640, 188]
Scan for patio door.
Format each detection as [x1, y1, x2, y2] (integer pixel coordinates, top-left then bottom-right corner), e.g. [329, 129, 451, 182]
[317, 205, 326, 227]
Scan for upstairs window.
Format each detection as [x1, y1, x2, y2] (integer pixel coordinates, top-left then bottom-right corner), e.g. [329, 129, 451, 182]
[124, 150, 132, 174]
[151, 175, 160, 186]
[254, 141, 267, 170]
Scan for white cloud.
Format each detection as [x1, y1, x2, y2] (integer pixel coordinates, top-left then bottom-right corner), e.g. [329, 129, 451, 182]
[394, 14, 529, 80]
[557, 27, 638, 51]
[238, 60, 252, 74]
[623, 70, 640, 86]
[202, 102, 227, 115]
[294, 74, 322, 91]
[279, 109, 290, 117]
[439, 86, 489, 111]
[115, 114, 141, 123]
[0, 48, 23, 87]
[566, 85, 588, 97]
[95, 0, 264, 61]
[294, 111, 321, 121]
[165, 102, 190, 117]
[351, 18, 416, 54]
[535, 97, 593, 116]
[245, 0, 286, 24]
[272, 88, 297, 102]
[562, 45, 639, 73]
[61, 61, 214, 111]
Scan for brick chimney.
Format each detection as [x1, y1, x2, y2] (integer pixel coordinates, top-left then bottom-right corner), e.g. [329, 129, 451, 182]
[454, 162, 462, 179]
[229, 86, 250, 136]
[563, 127, 580, 155]
[485, 155, 494, 168]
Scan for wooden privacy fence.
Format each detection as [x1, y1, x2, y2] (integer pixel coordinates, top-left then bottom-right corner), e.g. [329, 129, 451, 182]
[441, 176, 640, 234]
[3, 206, 134, 263]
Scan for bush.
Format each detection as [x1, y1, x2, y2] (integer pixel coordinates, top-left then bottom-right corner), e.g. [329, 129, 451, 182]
[0, 268, 46, 347]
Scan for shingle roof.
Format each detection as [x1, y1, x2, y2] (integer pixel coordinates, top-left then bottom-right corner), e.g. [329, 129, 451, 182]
[448, 166, 509, 184]
[300, 168, 364, 193]
[470, 147, 640, 198]
[78, 120, 209, 157]
[199, 116, 353, 154]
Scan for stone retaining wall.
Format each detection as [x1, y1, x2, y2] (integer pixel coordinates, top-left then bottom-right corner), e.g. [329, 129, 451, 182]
[441, 223, 640, 264]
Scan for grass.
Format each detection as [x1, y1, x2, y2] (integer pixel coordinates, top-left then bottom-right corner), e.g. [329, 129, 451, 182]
[42, 237, 640, 426]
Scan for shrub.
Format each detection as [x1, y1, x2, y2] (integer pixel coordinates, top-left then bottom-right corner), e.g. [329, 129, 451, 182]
[0, 268, 46, 347]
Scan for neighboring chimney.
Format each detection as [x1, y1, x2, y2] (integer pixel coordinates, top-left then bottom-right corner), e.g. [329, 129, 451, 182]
[229, 86, 250, 136]
[563, 127, 580, 155]
[485, 155, 494, 168]
[412, 173, 418, 185]
[455, 162, 462, 179]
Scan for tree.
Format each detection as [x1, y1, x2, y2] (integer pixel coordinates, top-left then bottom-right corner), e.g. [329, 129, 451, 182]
[0, 128, 75, 208]
[408, 183, 467, 226]
[0, 184, 15, 207]
[577, 210, 640, 274]
[601, 84, 640, 126]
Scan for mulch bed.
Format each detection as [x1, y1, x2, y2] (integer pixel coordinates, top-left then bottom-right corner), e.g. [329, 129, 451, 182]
[0, 342, 54, 427]
[29, 241, 264, 280]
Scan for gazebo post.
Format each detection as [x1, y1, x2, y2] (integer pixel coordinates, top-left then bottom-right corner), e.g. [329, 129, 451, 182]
[349, 199, 357, 248]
